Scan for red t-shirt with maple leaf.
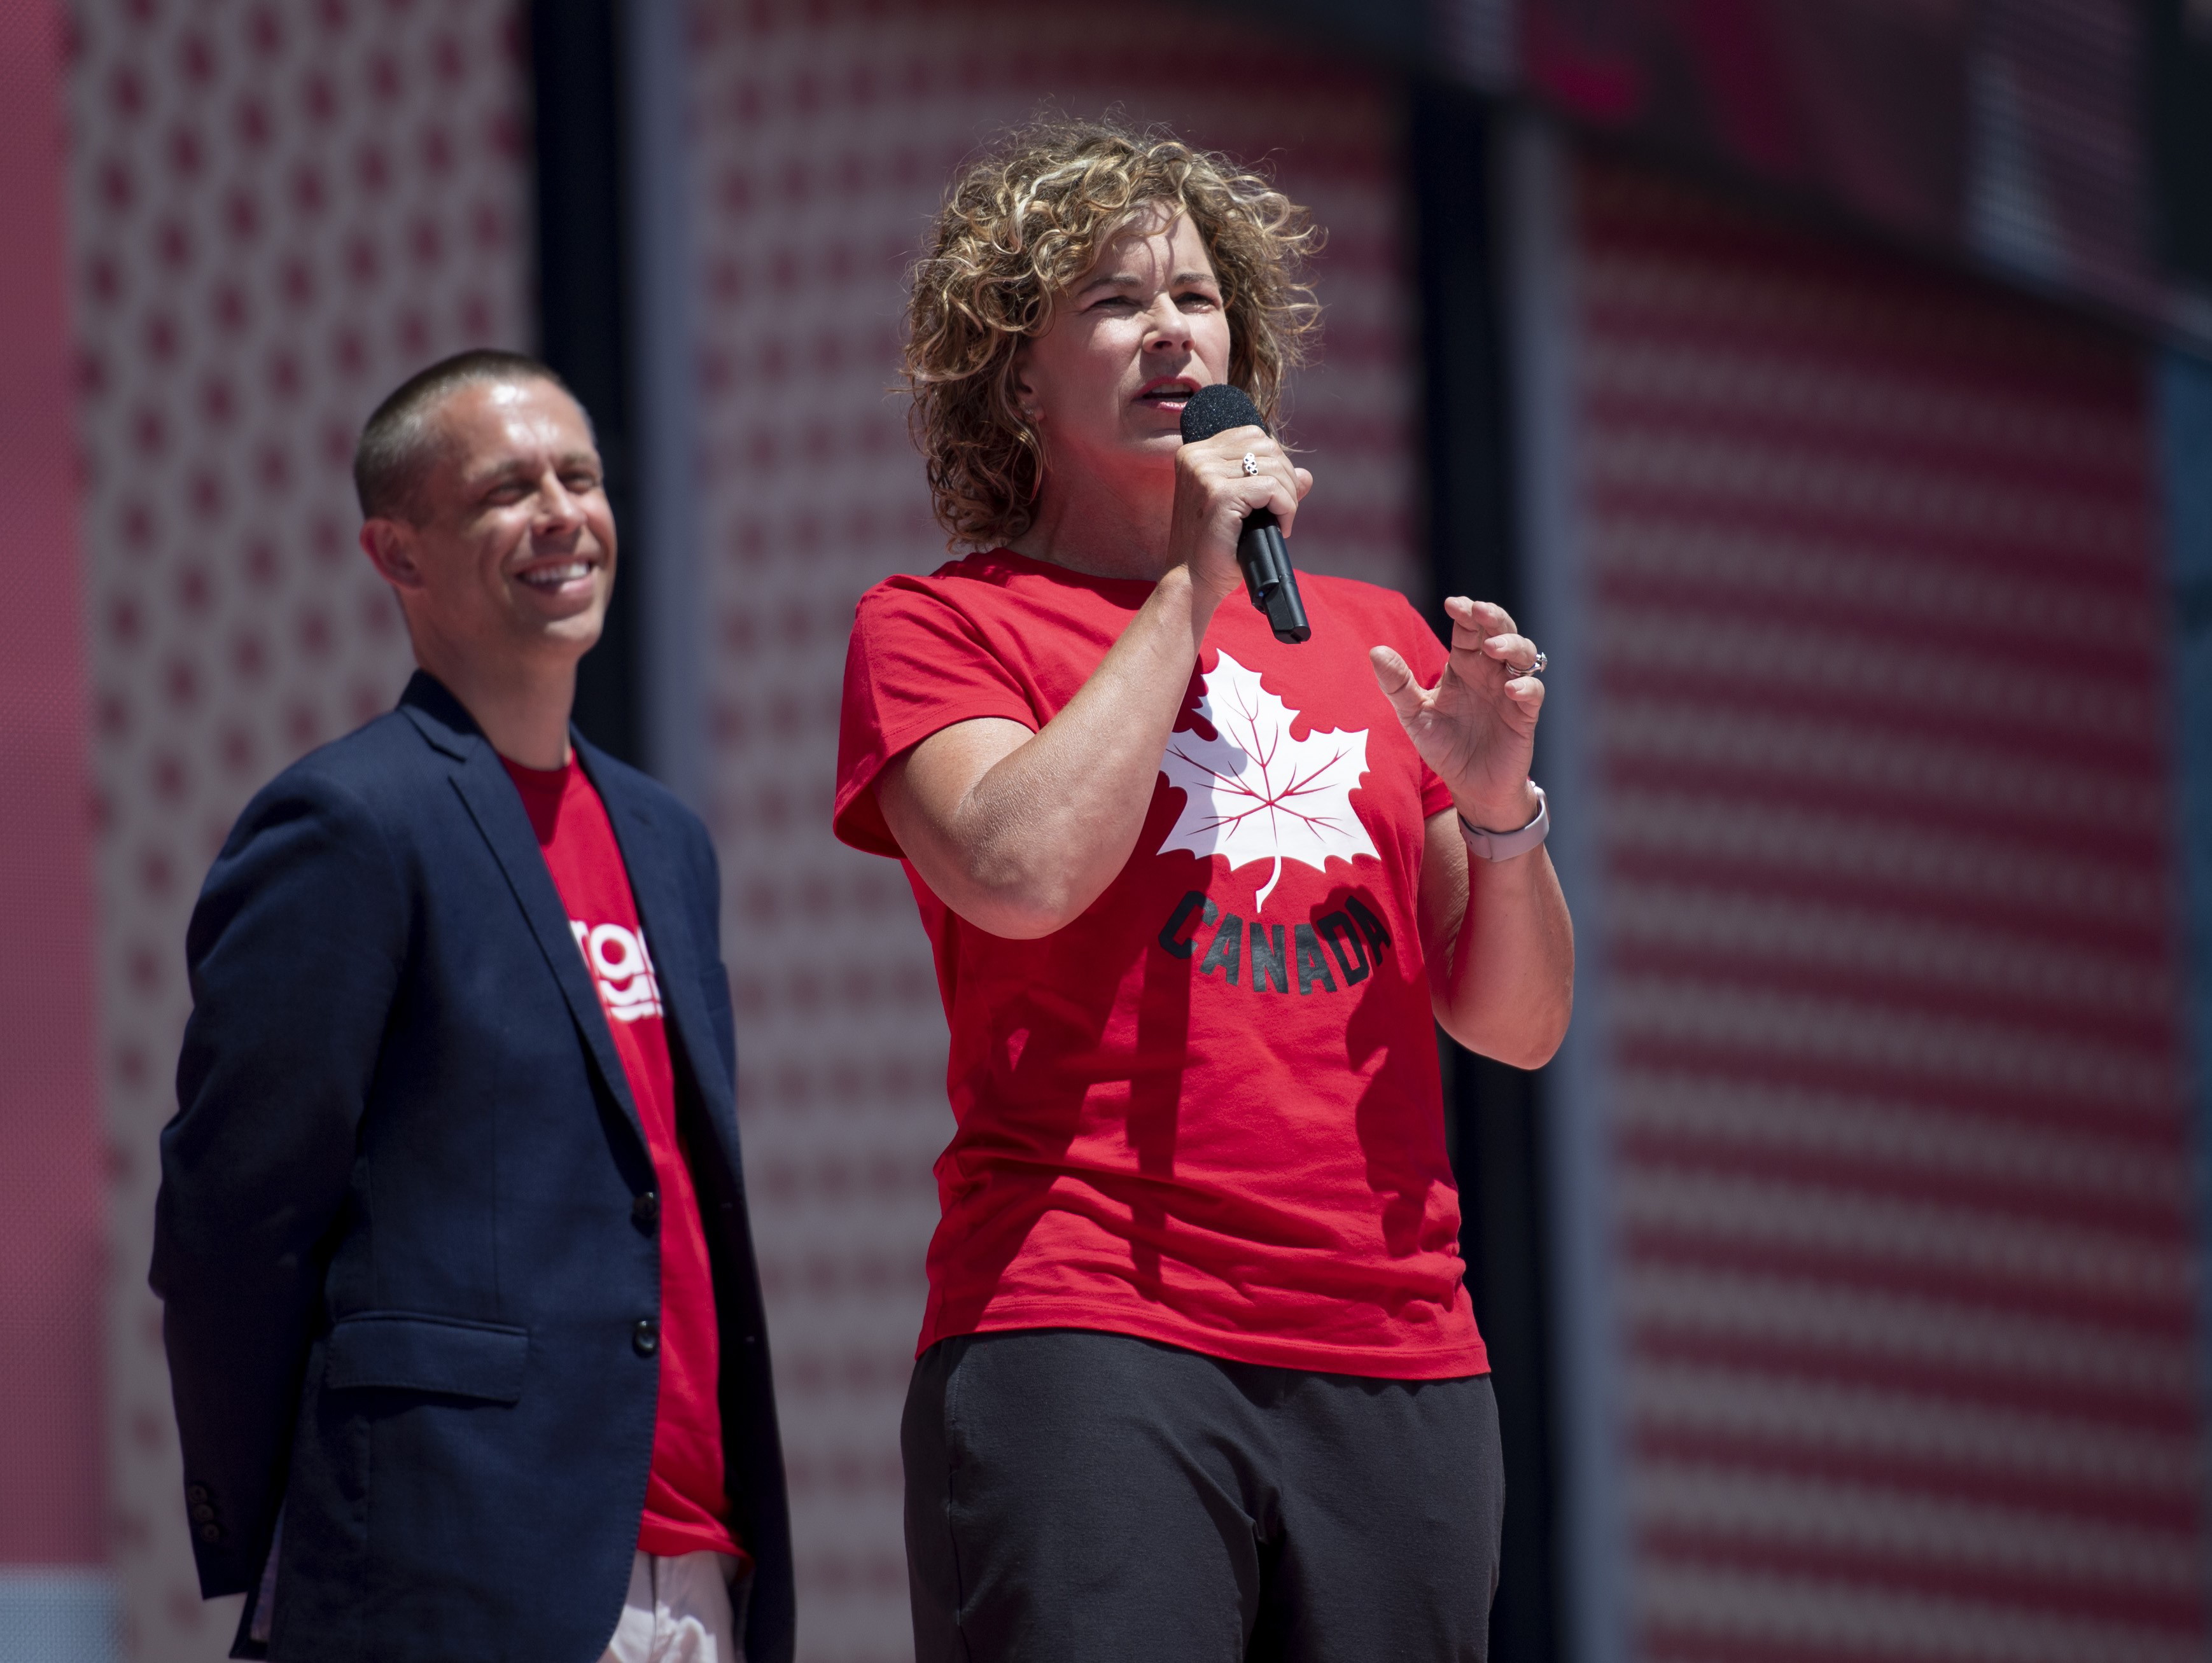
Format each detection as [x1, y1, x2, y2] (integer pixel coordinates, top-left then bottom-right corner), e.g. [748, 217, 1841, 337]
[834, 550, 1486, 1379]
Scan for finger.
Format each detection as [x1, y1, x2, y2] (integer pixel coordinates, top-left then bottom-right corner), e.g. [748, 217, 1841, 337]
[1483, 632, 1539, 673]
[1270, 460, 1304, 536]
[1368, 644, 1430, 725]
[1198, 426, 1284, 479]
[1500, 674, 1546, 723]
[1443, 595, 1501, 651]
[1444, 595, 1519, 648]
[1186, 442, 1298, 532]
[1470, 597, 1518, 636]
[1236, 443, 1305, 534]
[1200, 433, 1298, 500]
[1192, 423, 1270, 458]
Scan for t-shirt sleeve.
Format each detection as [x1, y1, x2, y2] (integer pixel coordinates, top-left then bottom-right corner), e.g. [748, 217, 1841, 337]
[833, 580, 1040, 858]
[1385, 594, 1458, 821]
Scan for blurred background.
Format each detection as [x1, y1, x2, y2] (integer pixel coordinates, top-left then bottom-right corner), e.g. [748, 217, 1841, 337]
[5, 0, 2212, 1659]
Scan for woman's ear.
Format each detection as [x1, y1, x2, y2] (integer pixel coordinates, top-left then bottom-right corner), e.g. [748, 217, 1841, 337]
[1010, 343, 1040, 424]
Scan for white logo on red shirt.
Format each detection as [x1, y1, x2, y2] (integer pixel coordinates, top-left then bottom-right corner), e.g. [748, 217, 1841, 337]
[569, 920, 664, 1022]
[1158, 651, 1377, 910]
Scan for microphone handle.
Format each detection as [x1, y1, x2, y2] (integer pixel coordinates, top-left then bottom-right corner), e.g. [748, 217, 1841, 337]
[1236, 510, 1312, 644]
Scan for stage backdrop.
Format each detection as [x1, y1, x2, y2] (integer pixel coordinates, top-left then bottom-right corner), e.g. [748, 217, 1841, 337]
[1541, 144, 2210, 1663]
[682, 2, 1422, 1653]
[0, 0, 108, 1653]
[63, 1, 531, 1654]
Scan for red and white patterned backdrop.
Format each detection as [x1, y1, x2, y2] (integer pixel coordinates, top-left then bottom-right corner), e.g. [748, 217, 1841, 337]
[1, 0, 105, 1585]
[684, 4, 1418, 1653]
[63, 0, 531, 1653]
[1572, 153, 2208, 1662]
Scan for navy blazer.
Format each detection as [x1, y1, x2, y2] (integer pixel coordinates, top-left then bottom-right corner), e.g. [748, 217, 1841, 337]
[152, 673, 792, 1663]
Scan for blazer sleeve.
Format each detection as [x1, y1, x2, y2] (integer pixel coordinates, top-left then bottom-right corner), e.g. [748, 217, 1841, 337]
[151, 765, 409, 1597]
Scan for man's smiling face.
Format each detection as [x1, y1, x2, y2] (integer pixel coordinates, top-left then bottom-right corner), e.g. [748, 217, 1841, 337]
[386, 376, 617, 674]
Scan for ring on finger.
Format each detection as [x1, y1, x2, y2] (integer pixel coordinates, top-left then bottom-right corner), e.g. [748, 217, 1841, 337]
[1509, 648, 1547, 677]
[1241, 452, 1258, 477]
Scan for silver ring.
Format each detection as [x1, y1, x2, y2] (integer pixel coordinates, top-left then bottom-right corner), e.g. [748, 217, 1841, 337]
[1241, 452, 1258, 477]
[1529, 649, 1547, 675]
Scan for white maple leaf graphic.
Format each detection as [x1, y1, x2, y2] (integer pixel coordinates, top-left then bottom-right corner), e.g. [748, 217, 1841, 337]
[1157, 650, 1378, 911]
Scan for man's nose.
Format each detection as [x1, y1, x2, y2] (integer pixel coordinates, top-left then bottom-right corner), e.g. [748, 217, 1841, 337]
[535, 471, 585, 532]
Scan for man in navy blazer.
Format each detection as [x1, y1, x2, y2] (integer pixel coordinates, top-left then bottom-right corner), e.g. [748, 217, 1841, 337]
[152, 351, 791, 1662]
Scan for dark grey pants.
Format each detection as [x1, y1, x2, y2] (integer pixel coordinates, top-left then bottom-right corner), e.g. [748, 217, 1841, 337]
[902, 1328, 1505, 1663]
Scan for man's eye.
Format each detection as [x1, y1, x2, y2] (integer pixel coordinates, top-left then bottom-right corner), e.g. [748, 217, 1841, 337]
[564, 474, 602, 493]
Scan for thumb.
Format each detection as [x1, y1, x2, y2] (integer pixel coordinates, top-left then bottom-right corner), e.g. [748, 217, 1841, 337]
[1368, 645, 1428, 727]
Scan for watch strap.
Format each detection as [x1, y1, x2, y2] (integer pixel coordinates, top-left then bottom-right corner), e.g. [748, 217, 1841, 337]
[1458, 784, 1550, 862]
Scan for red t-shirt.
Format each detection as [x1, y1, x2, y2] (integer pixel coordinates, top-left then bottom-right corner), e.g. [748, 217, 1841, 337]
[833, 550, 1487, 1379]
[503, 758, 743, 1562]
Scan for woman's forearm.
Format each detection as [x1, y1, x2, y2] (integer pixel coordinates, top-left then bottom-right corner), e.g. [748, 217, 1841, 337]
[1433, 832, 1574, 1069]
[878, 566, 1228, 937]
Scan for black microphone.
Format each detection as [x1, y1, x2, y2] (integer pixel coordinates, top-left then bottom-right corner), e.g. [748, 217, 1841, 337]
[1179, 384, 1312, 644]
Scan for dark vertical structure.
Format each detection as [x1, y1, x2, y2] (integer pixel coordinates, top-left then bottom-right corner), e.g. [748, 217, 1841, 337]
[1410, 81, 1560, 1663]
[2160, 352, 2212, 1464]
[529, 0, 642, 763]
[1256, 0, 1429, 57]
[2149, 0, 2212, 287]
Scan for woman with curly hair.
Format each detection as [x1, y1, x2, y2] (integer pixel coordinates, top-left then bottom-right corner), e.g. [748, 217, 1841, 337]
[832, 118, 1572, 1661]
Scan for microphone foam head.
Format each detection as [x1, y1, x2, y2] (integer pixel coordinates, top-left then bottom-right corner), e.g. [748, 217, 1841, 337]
[1179, 382, 1266, 445]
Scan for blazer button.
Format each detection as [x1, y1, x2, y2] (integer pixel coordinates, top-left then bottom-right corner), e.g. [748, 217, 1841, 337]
[631, 1191, 661, 1231]
[190, 1503, 216, 1524]
[198, 1522, 221, 1543]
[186, 1483, 211, 1505]
[633, 1319, 659, 1357]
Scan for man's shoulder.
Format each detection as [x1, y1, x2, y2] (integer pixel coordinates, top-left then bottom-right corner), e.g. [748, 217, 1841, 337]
[220, 704, 468, 877]
[577, 742, 714, 861]
[250, 706, 442, 814]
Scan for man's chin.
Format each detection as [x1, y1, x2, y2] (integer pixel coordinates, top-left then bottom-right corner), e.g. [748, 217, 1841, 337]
[515, 611, 605, 662]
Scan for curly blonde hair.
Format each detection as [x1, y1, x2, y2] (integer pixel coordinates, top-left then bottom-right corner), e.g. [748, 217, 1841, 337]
[904, 118, 1322, 550]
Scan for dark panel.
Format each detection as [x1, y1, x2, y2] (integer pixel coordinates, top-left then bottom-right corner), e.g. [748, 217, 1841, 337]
[1261, 0, 1428, 58]
[1410, 83, 1560, 1663]
[529, 0, 641, 764]
[2150, 0, 2212, 286]
[1518, 0, 1970, 245]
[1411, 84, 1516, 625]
[1458, 1053, 1556, 1663]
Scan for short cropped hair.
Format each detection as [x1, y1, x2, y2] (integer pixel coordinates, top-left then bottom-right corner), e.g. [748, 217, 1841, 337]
[353, 349, 579, 521]
[904, 118, 1322, 550]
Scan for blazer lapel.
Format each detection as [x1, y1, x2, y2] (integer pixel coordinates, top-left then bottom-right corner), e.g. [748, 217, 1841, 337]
[581, 747, 740, 1145]
[402, 677, 648, 1153]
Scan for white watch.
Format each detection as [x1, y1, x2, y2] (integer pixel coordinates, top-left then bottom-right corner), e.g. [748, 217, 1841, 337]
[1458, 785, 1549, 862]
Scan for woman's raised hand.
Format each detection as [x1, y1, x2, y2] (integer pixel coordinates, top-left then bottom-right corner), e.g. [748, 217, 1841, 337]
[1369, 596, 1545, 831]
[1168, 424, 1312, 606]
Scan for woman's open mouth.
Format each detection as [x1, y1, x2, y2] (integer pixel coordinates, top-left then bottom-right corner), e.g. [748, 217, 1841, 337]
[1136, 379, 1200, 410]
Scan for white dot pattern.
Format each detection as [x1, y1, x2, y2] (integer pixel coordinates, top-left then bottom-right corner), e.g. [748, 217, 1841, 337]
[1573, 153, 2209, 1662]
[67, 0, 531, 1652]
